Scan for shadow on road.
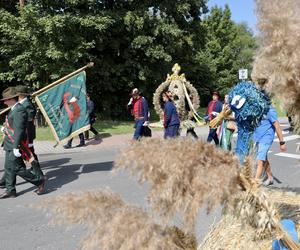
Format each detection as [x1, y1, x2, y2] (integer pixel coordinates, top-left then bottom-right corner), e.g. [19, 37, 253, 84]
[17, 158, 114, 196]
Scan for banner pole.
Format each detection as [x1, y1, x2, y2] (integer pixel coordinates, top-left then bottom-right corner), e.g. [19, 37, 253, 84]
[0, 107, 11, 116]
[0, 62, 94, 116]
[32, 62, 94, 96]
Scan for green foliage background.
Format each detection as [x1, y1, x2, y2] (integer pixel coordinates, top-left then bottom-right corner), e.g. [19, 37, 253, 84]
[0, 1, 256, 119]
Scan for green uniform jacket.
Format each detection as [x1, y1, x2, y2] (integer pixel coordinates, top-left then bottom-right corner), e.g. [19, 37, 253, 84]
[20, 98, 36, 143]
[3, 103, 28, 151]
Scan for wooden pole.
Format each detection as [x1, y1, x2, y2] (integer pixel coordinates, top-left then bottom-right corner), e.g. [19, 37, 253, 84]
[32, 62, 94, 96]
[0, 62, 94, 116]
[0, 107, 11, 116]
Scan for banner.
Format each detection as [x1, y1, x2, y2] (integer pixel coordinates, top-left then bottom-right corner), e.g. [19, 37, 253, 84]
[35, 71, 90, 144]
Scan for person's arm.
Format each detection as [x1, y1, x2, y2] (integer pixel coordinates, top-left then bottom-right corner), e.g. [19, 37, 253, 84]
[142, 98, 149, 121]
[273, 120, 286, 152]
[164, 102, 172, 127]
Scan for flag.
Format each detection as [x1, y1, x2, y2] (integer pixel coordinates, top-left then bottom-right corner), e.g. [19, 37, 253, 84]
[35, 71, 90, 144]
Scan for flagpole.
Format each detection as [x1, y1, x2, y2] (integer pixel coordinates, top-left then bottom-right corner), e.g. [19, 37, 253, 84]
[0, 107, 10, 116]
[0, 62, 94, 116]
[32, 62, 94, 96]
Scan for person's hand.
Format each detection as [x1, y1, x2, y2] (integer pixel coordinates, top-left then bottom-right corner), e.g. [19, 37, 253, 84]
[280, 144, 287, 152]
[13, 148, 21, 157]
[143, 121, 149, 126]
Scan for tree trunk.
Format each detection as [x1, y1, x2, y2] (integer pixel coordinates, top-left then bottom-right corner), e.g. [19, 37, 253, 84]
[19, 0, 25, 8]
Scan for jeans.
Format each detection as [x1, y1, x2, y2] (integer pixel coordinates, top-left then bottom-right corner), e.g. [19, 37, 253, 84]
[133, 119, 145, 140]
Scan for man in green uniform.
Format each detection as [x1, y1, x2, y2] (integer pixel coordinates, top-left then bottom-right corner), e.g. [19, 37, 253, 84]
[0, 86, 45, 189]
[0, 87, 45, 198]
[15, 85, 45, 179]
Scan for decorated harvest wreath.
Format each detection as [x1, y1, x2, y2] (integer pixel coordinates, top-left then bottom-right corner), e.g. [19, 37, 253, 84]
[153, 63, 201, 128]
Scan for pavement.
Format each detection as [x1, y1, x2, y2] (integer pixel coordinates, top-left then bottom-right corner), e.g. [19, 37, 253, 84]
[0, 118, 299, 250]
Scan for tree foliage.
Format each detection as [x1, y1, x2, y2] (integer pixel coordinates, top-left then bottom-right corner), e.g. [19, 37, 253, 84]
[0, 1, 255, 118]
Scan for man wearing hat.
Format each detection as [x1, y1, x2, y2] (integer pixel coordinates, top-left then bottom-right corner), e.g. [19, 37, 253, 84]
[16, 85, 45, 178]
[127, 88, 149, 140]
[205, 91, 223, 145]
[0, 87, 45, 198]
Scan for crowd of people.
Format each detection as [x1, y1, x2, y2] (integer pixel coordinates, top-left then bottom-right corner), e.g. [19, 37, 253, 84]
[0, 84, 289, 198]
[127, 87, 287, 187]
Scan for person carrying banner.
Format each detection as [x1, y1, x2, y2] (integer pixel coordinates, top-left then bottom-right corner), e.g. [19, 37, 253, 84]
[0, 87, 46, 198]
[127, 88, 149, 140]
[0, 86, 45, 188]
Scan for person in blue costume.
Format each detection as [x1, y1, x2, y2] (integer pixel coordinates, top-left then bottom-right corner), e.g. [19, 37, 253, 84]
[163, 91, 180, 139]
[228, 81, 270, 164]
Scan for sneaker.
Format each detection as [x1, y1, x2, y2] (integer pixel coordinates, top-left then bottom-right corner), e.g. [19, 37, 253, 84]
[263, 179, 274, 186]
[63, 145, 71, 149]
[75, 143, 85, 147]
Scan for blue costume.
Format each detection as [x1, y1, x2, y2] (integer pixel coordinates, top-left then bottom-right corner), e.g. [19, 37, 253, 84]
[228, 81, 270, 163]
[164, 101, 180, 138]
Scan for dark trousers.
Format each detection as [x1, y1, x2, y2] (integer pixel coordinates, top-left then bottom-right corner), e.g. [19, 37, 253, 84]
[66, 133, 85, 146]
[186, 128, 198, 139]
[133, 119, 145, 140]
[29, 146, 44, 178]
[207, 127, 219, 145]
[4, 151, 43, 193]
[0, 146, 43, 185]
[164, 125, 180, 139]
[84, 126, 98, 139]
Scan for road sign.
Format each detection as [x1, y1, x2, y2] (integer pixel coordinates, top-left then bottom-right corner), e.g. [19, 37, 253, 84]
[239, 69, 248, 80]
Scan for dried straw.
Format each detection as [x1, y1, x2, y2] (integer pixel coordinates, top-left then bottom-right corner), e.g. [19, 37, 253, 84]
[252, 0, 300, 134]
[38, 190, 197, 250]
[115, 138, 240, 231]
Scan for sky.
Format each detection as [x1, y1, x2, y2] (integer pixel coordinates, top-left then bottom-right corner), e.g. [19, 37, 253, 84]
[207, 0, 256, 32]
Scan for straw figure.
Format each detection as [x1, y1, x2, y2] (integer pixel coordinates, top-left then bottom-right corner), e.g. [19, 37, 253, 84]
[210, 81, 271, 163]
[38, 138, 300, 249]
[152, 63, 201, 129]
[252, 0, 300, 134]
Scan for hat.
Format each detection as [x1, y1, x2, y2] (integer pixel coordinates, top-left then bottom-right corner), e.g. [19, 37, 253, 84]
[1, 87, 19, 101]
[15, 85, 31, 96]
[131, 88, 140, 96]
[212, 91, 220, 97]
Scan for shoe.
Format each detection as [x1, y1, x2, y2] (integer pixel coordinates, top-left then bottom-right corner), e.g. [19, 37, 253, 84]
[75, 143, 85, 147]
[263, 179, 274, 186]
[0, 183, 5, 189]
[0, 191, 17, 199]
[63, 144, 71, 149]
[36, 176, 47, 195]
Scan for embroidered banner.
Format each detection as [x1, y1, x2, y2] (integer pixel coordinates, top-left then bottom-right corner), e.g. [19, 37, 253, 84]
[35, 71, 90, 144]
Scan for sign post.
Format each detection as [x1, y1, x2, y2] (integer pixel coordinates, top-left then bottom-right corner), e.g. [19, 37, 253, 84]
[239, 69, 248, 80]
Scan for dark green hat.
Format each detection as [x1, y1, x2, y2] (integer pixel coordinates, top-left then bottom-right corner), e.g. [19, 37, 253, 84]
[1, 87, 19, 101]
[15, 85, 31, 96]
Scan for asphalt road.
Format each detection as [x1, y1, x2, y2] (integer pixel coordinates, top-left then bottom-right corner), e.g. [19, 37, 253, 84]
[0, 122, 299, 250]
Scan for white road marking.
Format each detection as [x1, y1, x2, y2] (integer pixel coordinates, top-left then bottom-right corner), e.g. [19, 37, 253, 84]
[275, 153, 300, 160]
[274, 135, 300, 142]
